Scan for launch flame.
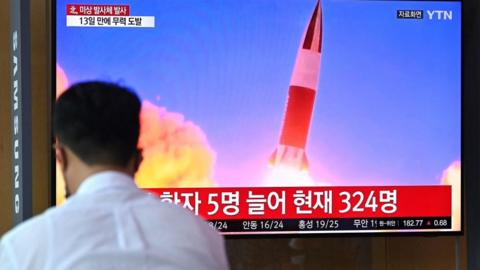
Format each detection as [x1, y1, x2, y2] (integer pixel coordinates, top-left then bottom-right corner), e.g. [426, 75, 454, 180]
[264, 165, 316, 187]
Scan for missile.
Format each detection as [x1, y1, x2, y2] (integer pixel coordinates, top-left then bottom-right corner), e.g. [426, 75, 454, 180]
[270, 1, 322, 171]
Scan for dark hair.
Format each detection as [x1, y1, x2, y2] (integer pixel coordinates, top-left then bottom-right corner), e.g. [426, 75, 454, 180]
[54, 81, 141, 167]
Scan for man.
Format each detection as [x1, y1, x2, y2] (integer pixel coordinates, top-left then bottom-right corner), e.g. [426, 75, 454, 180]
[0, 81, 229, 270]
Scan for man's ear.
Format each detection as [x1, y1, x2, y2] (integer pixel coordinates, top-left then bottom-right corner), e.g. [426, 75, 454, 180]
[55, 140, 68, 171]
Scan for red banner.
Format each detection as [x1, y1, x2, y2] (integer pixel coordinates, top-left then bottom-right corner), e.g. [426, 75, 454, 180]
[66, 4, 130, 16]
[144, 186, 451, 220]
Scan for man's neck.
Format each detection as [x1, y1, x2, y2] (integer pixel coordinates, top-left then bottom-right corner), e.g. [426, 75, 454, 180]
[69, 166, 134, 195]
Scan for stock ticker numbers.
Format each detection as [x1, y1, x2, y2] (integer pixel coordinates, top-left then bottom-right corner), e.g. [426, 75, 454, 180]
[206, 217, 451, 233]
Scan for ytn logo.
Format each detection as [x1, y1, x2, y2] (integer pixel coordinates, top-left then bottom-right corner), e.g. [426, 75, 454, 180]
[427, 10, 453, 21]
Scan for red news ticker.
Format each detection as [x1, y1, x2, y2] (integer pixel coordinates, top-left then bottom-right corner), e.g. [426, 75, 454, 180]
[66, 4, 130, 16]
[144, 186, 451, 220]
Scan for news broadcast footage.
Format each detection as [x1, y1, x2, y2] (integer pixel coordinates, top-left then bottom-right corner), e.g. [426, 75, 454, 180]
[56, 0, 462, 235]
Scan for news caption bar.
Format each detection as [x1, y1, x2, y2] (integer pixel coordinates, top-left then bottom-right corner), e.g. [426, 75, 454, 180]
[65, 4, 154, 28]
[145, 186, 452, 233]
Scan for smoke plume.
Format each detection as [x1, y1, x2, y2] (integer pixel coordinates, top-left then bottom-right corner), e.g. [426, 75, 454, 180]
[440, 161, 461, 231]
[135, 101, 216, 188]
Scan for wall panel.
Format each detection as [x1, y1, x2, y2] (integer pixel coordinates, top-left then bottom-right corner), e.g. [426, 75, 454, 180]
[0, 0, 12, 236]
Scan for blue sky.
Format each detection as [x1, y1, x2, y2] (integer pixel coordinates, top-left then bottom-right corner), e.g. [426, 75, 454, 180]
[57, 0, 461, 186]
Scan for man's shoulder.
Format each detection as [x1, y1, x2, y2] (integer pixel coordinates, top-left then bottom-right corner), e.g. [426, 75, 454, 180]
[132, 193, 207, 224]
[131, 194, 223, 239]
[1, 208, 56, 246]
[0, 208, 56, 269]
[132, 196, 228, 268]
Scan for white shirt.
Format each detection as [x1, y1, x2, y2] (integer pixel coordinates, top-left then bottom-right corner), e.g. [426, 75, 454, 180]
[0, 171, 229, 270]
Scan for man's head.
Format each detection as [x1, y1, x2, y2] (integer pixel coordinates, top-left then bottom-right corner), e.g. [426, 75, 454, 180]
[54, 81, 142, 195]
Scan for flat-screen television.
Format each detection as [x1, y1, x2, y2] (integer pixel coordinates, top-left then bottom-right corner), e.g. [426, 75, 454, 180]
[54, 0, 462, 236]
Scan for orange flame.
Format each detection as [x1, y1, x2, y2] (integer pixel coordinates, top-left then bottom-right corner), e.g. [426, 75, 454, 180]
[135, 101, 216, 188]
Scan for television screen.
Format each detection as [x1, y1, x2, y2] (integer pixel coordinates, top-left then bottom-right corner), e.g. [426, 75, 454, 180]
[55, 0, 462, 235]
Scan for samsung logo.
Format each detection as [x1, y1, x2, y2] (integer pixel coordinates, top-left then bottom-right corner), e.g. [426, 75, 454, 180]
[12, 29, 20, 214]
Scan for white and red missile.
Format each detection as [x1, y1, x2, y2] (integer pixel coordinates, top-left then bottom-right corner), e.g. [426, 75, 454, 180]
[270, 1, 322, 171]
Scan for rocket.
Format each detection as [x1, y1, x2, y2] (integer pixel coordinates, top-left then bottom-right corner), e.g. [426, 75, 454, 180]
[270, 1, 322, 171]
